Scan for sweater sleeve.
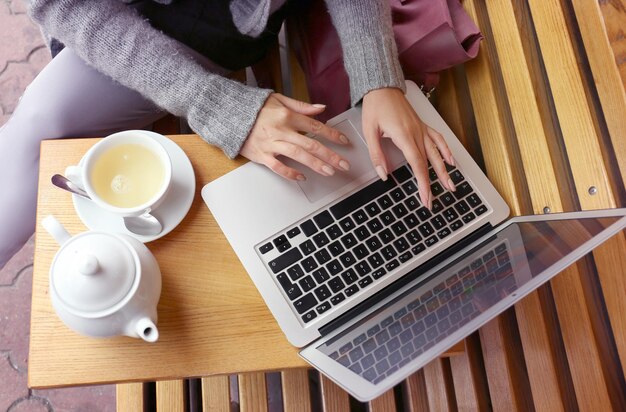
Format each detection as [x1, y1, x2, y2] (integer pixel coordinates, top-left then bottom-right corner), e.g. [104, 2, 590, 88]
[27, 0, 272, 158]
[323, 0, 406, 106]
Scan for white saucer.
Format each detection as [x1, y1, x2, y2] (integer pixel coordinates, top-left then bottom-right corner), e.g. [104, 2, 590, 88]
[72, 131, 195, 243]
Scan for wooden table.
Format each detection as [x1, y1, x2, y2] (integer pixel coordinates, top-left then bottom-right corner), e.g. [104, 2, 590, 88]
[29, 136, 311, 388]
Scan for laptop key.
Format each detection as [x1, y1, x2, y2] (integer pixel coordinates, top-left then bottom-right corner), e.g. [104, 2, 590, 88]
[377, 194, 393, 210]
[299, 240, 316, 256]
[392, 203, 409, 218]
[277, 241, 291, 252]
[404, 195, 420, 211]
[366, 217, 384, 233]
[403, 214, 419, 229]
[345, 284, 359, 296]
[316, 301, 331, 314]
[437, 227, 451, 239]
[353, 244, 370, 260]
[418, 222, 435, 237]
[372, 268, 386, 279]
[378, 228, 394, 244]
[330, 292, 345, 305]
[300, 219, 318, 236]
[393, 237, 410, 252]
[367, 252, 384, 268]
[462, 212, 476, 224]
[467, 193, 482, 207]
[390, 187, 406, 202]
[353, 210, 368, 224]
[365, 202, 381, 217]
[381, 245, 397, 260]
[313, 232, 330, 247]
[301, 256, 318, 272]
[327, 260, 343, 276]
[398, 251, 412, 263]
[340, 233, 357, 249]
[314, 249, 331, 265]
[301, 310, 317, 323]
[391, 221, 408, 236]
[313, 210, 334, 229]
[432, 199, 444, 213]
[314, 285, 332, 301]
[392, 165, 412, 183]
[365, 236, 382, 252]
[411, 243, 426, 255]
[425, 236, 438, 247]
[339, 251, 356, 267]
[380, 210, 396, 225]
[287, 265, 305, 281]
[385, 259, 400, 271]
[407, 229, 422, 245]
[328, 241, 345, 256]
[355, 226, 371, 241]
[431, 182, 444, 196]
[453, 181, 473, 199]
[312, 268, 330, 283]
[440, 192, 455, 206]
[269, 248, 303, 274]
[339, 216, 356, 232]
[259, 242, 273, 254]
[443, 208, 459, 222]
[454, 199, 471, 215]
[341, 268, 358, 284]
[299, 275, 315, 292]
[402, 180, 418, 195]
[450, 220, 464, 231]
[287, 227, 301, 238]
[273, 235, 288, 247]
[358, 275, 373, 288]
[475, 205, 488, 215]
[294, 293, 317, 314]
[326, 224, 342, 240]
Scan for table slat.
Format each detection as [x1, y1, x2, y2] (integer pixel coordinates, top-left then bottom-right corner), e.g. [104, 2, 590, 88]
[281, 369, 312, 412]
[156, 380, 186, 412]
[201, 375, 230, 412]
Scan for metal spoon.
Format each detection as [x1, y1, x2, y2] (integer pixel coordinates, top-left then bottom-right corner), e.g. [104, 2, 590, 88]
[51, 174, 163, 236]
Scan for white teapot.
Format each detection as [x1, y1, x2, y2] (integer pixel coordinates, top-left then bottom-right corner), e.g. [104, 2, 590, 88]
[42, 215, 162, 342]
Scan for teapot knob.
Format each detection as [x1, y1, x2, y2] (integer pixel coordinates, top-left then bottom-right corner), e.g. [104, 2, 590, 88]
[77, 254, 100, 276]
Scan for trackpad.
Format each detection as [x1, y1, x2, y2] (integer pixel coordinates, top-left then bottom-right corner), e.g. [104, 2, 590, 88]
[289, 119, 405, 203]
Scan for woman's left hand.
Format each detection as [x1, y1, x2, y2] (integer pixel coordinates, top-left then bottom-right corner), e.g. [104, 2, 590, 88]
[361, 87, 456, 210]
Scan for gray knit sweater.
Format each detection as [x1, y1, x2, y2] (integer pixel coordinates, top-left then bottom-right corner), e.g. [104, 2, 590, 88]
[28, 0, 405, 158]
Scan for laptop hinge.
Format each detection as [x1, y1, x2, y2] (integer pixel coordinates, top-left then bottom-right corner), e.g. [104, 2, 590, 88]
[319, 223, 494, 337]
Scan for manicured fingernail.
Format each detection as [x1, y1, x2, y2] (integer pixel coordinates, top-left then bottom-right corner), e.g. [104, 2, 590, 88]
[447, 178, 456, 191]
[427, 192, 433, 210]
[376, 165, 387, 181]
[339, 160, 350, 171]
[339, 134, 349, 144]
[322, 165, 335, 176]
[297, 174, 306, 181]
[449, 156, 456, 167]
[313, 104, 326, 109]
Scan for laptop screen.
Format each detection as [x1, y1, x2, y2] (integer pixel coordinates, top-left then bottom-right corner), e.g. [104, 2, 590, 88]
[309, 215, 622, 388]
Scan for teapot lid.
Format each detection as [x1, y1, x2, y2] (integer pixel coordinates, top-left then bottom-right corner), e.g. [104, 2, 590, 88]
[50, 232, 136, 313]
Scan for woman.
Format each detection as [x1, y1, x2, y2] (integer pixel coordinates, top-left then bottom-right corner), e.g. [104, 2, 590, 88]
[0, 0, 454, 269]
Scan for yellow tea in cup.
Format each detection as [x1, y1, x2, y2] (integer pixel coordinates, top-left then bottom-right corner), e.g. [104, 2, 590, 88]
[90, 144, 165, 208]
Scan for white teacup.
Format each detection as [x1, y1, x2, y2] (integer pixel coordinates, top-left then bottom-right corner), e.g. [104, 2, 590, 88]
[65, 130, 172, 217]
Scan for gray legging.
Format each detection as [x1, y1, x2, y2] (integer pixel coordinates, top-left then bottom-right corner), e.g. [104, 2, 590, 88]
[0, 46, 225, 269]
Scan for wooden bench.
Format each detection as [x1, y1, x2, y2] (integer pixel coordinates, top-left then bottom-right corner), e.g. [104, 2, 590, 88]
[118, 0, 625, 409]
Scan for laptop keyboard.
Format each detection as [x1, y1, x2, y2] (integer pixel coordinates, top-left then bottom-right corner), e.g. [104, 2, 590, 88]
[328, 242, 513, 384]
[257, 164, 489, 324]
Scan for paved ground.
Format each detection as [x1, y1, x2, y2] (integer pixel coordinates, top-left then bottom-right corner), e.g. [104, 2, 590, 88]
[0, 1, 116, 410]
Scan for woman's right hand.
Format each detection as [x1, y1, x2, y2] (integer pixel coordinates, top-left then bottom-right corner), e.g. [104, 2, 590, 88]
[240, 93, 351, 181]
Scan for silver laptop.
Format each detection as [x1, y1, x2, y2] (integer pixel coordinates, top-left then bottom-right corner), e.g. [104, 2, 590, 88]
[201, 81, 626, 400]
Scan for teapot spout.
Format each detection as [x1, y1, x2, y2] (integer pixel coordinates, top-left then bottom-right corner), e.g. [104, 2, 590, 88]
[42, 215, 71, 245]
[135, 317, 159, 343]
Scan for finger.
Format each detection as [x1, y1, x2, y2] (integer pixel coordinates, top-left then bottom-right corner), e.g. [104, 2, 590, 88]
[394, 136, 431, 209]
[362, 119, 389, 181]
[280, 131, 350, 172]
[289, 112, 349, 145]
[424, 135, 454, 192]
[262, 154, 305, 181]
[273, 140, 336, 177]
[427, 126, 455, 167]
[272, 93, 327, 116]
